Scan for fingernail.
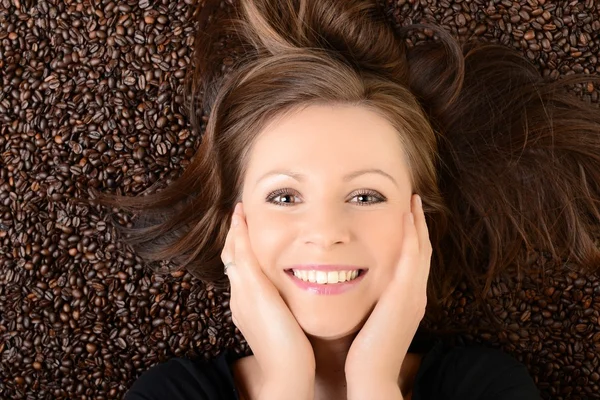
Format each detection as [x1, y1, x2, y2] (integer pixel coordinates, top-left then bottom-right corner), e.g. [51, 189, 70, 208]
[232, 214, 239, 227]
[416, 194, 422, 207]
[410, 213, 415, 224]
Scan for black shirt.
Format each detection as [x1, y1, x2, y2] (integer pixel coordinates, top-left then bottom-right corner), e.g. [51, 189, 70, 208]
[125, 337, 541, 400]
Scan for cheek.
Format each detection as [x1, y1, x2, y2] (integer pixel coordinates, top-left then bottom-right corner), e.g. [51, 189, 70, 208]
[368, 212, 405, 249]
[366, 214, 404, 275]
[246, 218, 287, 267]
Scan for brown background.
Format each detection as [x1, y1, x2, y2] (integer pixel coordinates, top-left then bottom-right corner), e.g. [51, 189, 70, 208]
[1, 0, 599, 398]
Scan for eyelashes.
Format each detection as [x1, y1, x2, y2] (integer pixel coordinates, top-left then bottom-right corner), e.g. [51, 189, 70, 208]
[265, 188, 387, 207]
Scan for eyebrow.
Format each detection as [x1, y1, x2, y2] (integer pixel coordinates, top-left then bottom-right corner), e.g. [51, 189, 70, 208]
[255, 168, 398, 187]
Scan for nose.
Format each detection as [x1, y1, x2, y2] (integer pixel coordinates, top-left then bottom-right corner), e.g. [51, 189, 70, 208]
[299, 204, 351, 249]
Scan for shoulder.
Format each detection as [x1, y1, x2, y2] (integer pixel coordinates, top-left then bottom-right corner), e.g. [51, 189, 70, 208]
[124, 351, 239, 400]
[413, 339, 541, 400]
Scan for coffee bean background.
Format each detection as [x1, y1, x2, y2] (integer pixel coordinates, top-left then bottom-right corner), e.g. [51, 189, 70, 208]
[1, 0, 599, 398]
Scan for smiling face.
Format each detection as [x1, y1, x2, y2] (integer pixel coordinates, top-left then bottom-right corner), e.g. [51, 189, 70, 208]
[240, 104, 414, 339]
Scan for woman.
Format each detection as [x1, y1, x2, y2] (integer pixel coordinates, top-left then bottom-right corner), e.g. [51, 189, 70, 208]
[92, 0, 600, 398]
[121, 105, 541, 400]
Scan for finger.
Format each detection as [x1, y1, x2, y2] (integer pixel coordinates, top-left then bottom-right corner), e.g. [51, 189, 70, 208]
[221, 223, 234, 264]
[225, 206, 242, 324]
[395, 210, 420, 279]
[220, 207, 237, 267]
[412, 195, 432, 292]
[412, 194, 432, 259]
[232, 202, 261, 283]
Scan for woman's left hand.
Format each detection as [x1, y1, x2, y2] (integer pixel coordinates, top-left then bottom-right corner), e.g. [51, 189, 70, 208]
[344, 194, 432, 391]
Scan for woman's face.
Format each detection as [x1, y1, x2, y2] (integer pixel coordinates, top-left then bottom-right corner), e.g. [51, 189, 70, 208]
[240, 104, 413, 340]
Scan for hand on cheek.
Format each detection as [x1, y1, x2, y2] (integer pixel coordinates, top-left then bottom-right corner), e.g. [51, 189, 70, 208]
[220, 203, 317, 390]
[344, 194, 433, 389]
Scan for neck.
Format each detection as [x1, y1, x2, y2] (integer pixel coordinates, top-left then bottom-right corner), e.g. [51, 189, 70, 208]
[307, 331, 356, 399]
[306, 332, 421, 400]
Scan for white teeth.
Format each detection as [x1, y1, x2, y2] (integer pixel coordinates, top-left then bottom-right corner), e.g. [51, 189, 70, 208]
[316, 271, 328, 284]
[292, 270, 360, 284]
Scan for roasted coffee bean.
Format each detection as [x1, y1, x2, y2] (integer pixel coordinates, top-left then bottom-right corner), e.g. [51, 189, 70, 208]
[1, 0, 599, 399]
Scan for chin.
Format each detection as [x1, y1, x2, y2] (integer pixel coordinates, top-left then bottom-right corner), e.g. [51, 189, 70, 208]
[296, 311, 364, 340]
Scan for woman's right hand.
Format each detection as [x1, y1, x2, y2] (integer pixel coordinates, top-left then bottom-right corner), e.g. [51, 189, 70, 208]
[221, 202, 316, 397]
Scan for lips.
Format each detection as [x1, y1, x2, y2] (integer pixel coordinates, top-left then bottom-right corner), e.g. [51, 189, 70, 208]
[285, 264, 367, 272]
[285, 268, 368, 295]
[284, 269, 366, 279]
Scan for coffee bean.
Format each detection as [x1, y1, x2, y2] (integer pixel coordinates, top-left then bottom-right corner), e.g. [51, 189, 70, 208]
[2, 0, 599, 399]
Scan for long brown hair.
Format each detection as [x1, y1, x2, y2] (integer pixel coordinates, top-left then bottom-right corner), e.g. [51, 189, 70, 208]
[88, 0, 600, 324]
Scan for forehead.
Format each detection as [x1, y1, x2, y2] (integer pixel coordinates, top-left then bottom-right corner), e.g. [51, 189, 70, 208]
[245, 104, 407, 173]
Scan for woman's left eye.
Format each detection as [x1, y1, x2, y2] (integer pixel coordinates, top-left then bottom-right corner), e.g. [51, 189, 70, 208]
[265, 188, 386, 206]
[350, 190, 386, 205]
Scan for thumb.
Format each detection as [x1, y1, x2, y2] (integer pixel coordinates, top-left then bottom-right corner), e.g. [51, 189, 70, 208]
[231, 203, 262, 283]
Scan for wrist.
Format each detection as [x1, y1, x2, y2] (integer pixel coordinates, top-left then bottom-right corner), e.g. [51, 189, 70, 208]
[260, 374, 315, 400]
[347, 379, 403, 400]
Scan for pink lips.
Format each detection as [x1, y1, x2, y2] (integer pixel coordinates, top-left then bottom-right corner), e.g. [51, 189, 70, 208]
[285, 269, 368, 295]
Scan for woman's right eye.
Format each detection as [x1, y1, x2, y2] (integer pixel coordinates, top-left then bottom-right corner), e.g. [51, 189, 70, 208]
[266, 188, 298, 206]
